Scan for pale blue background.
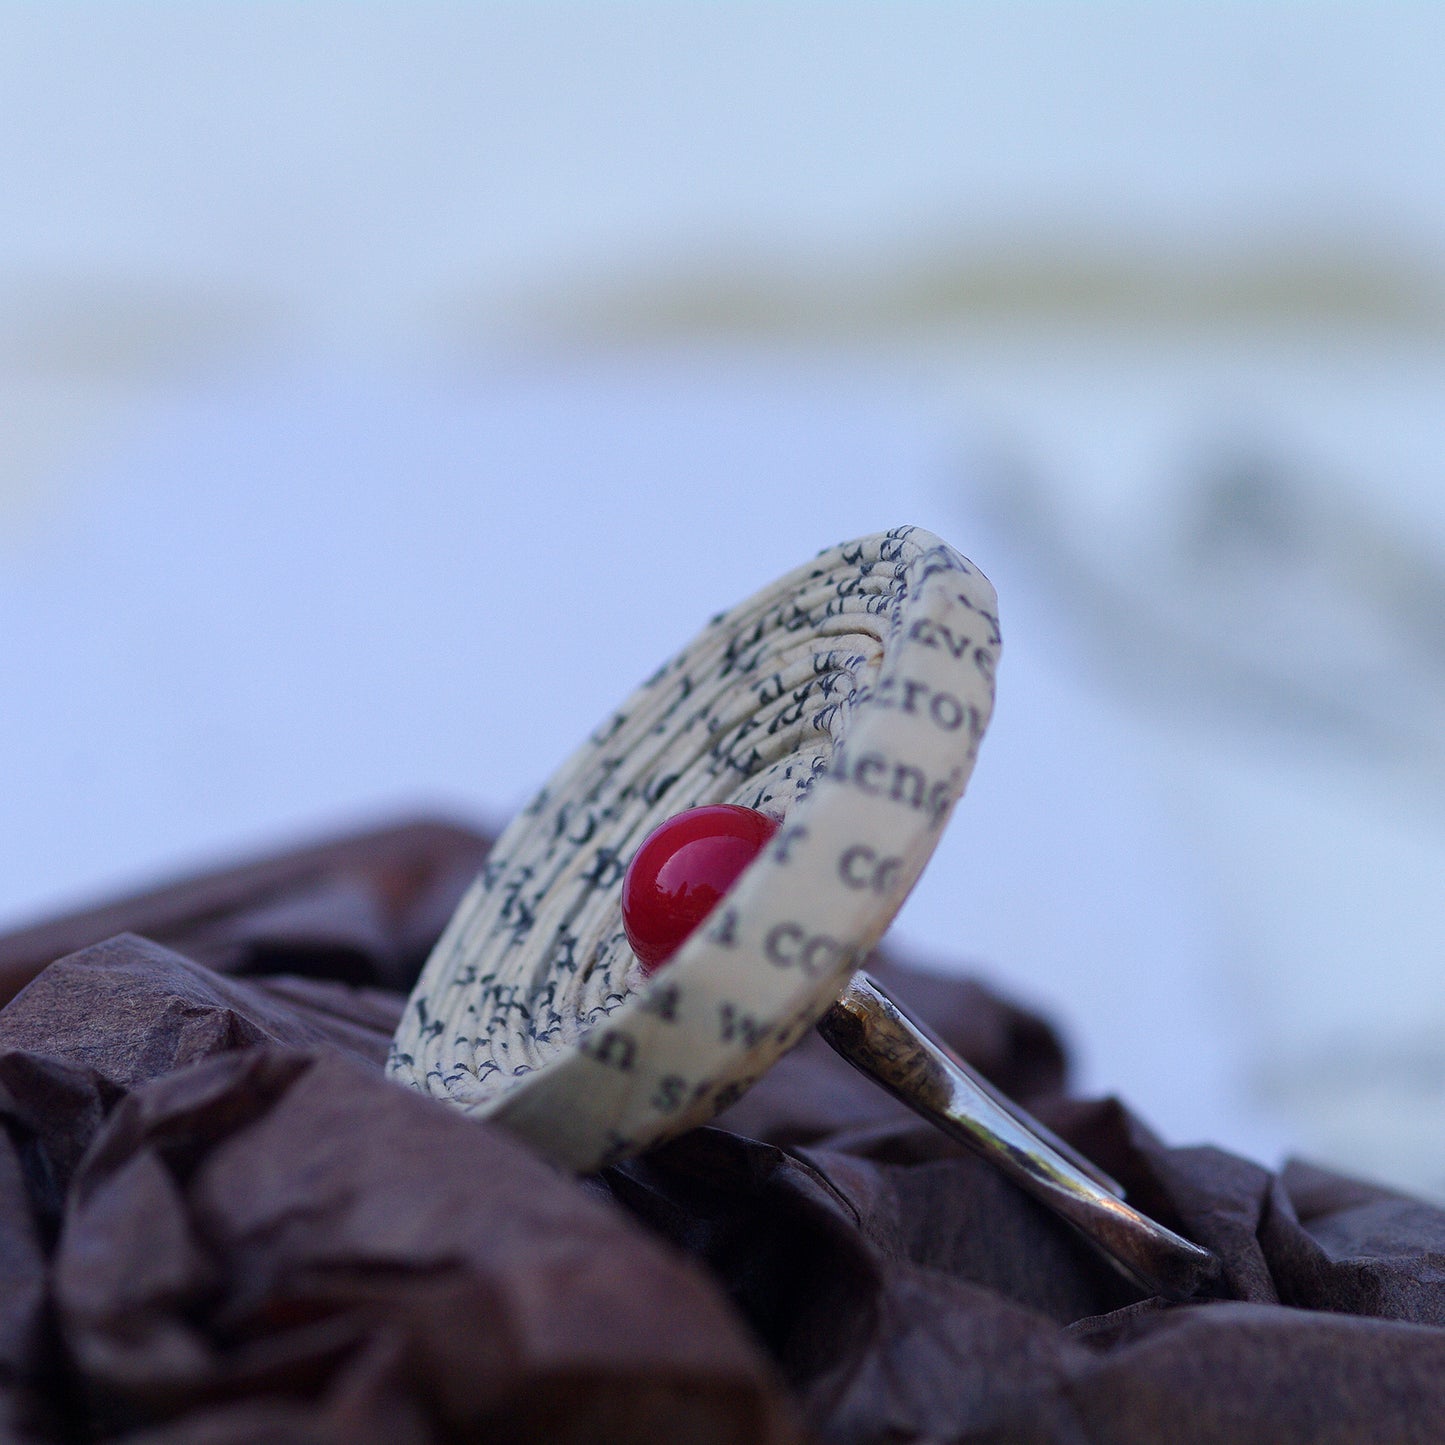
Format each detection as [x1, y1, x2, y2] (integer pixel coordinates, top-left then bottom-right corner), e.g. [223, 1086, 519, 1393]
[5, 5, 1445, 1187]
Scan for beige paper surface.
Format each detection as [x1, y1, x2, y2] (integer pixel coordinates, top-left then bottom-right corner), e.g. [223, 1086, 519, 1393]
[389, 526, 999, 1171]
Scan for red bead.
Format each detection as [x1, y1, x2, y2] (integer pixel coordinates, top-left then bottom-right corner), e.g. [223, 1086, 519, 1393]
[622, 805, 779, 972]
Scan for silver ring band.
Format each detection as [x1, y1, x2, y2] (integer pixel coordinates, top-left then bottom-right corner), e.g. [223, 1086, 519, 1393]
[818, 972, 1223, 1302]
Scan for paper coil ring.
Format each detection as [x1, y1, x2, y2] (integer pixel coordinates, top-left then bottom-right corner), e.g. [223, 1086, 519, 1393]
[388, 525, 1000, 1171]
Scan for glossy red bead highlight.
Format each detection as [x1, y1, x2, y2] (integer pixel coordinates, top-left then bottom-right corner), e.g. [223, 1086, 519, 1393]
[621, 804, 779, 972]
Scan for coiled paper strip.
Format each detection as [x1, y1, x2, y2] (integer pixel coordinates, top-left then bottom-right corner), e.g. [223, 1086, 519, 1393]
[389, 526, 999, 1171]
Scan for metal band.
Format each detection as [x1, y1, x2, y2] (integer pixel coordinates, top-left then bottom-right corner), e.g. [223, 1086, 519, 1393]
[819, 973, 1222, 1301]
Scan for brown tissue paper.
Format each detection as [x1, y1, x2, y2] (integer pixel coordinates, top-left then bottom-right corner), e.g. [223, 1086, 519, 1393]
[2, 818, 1444, 1443]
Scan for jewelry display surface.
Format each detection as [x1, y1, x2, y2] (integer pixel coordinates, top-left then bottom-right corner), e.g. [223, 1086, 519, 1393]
[390, 526, 999, 1169]
[4, 816, 1445, 1443]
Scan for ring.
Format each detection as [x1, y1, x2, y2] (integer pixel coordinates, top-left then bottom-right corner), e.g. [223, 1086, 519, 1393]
[389, 525, 1221, 1301]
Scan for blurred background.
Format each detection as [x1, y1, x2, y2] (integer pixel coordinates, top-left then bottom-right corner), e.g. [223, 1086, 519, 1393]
[5, 5, 1445, 1193]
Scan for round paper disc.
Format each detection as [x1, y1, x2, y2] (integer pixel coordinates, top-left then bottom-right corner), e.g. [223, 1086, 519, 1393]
[389, 526, 999, 1171]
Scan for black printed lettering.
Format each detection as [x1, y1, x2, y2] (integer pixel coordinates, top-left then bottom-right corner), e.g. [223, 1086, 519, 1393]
[890, 763, 925, 809]
[639, 981, 680, 1021]
[854, 753, 887, 793]
[909, 616, 974, 659]
[929, 691, 965, 731]
[839, 844, 904, 893]
[707, 906, 740, 948]
[582, 1029, 637, 1073]
[765, 921, 803, 966]
[719, 1003, 768, 1048]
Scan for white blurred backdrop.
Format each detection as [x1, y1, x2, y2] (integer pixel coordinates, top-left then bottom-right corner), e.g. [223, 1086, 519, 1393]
[4, 5, 1445, 1191]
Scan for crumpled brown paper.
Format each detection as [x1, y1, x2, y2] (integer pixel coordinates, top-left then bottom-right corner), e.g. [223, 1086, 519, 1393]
[3, 817, 1444, 1443]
